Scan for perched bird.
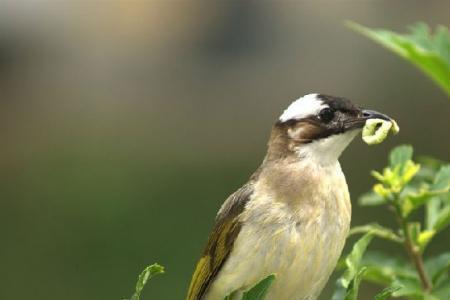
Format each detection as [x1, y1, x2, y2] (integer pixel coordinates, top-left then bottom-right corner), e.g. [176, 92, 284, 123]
[187, 94, 391, 300]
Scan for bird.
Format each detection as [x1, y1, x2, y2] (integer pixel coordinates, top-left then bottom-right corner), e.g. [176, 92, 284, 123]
[186, 93, 392, 300]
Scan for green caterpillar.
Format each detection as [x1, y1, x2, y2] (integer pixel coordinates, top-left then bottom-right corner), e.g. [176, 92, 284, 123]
[362, 119, 399, 145]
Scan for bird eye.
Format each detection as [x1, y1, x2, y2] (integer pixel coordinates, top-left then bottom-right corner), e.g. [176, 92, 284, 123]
[319, 108, 334, 123]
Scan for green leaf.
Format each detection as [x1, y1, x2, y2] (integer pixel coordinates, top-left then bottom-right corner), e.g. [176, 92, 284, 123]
[425, 252, 450, 285]
[358, 192, 386, 206]
[389, 145, 414, 170]
[400, 187, 447, 217]
[426, 197, 441, 230]
[442, 192, 450, 206]
[349, 223, 402, 243]
[418, 167, 450, 231]
[391, 277, 439, 300]
[240, 274, 276, 300]
[431, 165, 450, 191]
[401, 161, 421, 185]
[433, 205, 450, 232]
[423, 165, 450, 231]
[127, 263, 164, 300]
[432, 283, 450, 300]
[332, 279, 347, 300]
[332, 233, 374, 300]
[417, 156, 444, 171]
[373, 286, 401, 300]
[347, 22, 450, 97]
[415, 165, 438, 183]
[372, 170, 387, 182]
[225, 275, 276, 300]
[362, 252, 416, 286]
[373, 183, 392, 198]
[422, 164, 450, 230]
[333, 269, 368, 300]
[344, 267, 367, 300]
[417, 230, 436, 251]
[342, 233, 374, 286]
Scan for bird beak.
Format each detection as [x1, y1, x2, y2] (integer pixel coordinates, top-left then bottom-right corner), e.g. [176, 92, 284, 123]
[344, 109, 393, 131]
[361, 109, 391, 121]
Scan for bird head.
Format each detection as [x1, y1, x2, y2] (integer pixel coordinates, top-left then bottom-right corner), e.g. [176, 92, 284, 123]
[266, 93, 391, 165]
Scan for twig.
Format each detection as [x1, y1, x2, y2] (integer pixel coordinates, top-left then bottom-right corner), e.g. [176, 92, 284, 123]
[400, 220, 432, 291]
[392, 204, 432, 291]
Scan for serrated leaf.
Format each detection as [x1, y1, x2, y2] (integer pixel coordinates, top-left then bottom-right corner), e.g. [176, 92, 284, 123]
[349, 223, 402, 243]
[128, 263, 164, 300]
[373, 286, 401, 300]
[347, 22, 450, 97]
[358, 192, 386, 206]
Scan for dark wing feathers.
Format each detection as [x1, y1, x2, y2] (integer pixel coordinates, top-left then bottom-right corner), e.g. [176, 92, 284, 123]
[186, 184, 254, 300]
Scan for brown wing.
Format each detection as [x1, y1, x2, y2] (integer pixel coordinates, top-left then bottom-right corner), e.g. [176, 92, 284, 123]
[186, 183, 254, 300]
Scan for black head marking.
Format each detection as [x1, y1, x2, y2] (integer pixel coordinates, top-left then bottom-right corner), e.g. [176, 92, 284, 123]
[317, 94, 360, 114]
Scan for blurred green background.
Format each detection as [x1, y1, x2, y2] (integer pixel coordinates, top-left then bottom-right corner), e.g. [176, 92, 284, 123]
[0, 1, 449, 299]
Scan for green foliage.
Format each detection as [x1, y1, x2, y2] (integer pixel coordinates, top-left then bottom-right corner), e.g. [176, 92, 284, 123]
[373, 286, 402, 300]
[240, 274, 276, 300]
[335, 145, 450, 299]
[125, 263, 164, 300]
[332, 233, 374, 300]
[125, 265, 275, 300]
[425, 252, 450, 286]
[347, 21, 450, 97]
[362, 252, 416, 286]
[349, 223, 402, 243]
[224, 274, 276, 300]
[365, 146, 450, 253]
